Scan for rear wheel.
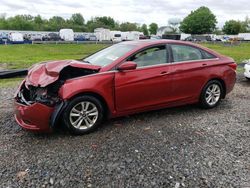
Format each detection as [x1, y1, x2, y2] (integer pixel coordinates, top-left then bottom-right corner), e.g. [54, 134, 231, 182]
[62, 95, 104, 135]
[200, 80, 223, 109]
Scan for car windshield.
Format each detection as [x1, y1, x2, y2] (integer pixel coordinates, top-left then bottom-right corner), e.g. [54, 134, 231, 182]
[84, 44, 136, 66]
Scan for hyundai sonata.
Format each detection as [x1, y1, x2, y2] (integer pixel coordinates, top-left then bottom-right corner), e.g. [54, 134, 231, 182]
[14, 40, 237, 134]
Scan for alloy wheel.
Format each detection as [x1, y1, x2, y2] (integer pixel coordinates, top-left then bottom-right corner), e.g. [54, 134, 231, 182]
[205, 83, 221, 106]
[69, 101, 99, 130]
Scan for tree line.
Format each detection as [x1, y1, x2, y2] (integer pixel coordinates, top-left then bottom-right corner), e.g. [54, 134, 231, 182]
[0, 7, 249, 35]
[179, 6, 250, 35]
[0, 13, 158, 35]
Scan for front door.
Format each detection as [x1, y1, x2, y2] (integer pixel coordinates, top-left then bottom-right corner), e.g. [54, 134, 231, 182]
[114, 45, 172, 112]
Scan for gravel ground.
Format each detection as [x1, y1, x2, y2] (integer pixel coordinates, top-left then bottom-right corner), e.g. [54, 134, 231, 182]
[0, 74, 249, 188]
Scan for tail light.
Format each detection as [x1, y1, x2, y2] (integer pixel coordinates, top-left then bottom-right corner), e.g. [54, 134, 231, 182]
[228, 63, 237, 70]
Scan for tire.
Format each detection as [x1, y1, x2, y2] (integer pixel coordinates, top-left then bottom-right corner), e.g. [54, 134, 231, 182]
[246, 77, 250, 80]
[200, 80, 223, 109]
[62, 95, 104, 135]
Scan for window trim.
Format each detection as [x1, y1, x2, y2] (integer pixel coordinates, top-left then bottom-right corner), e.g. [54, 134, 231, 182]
[169, 43, 218, 64]
[114, 44, 171, 70]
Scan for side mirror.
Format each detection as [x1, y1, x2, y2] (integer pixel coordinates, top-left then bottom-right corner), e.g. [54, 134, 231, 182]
[117, 61, 137, 71]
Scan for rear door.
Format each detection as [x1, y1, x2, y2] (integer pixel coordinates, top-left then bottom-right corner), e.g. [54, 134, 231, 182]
[114, 45, 173, 112]
[168, 44, 218, 102]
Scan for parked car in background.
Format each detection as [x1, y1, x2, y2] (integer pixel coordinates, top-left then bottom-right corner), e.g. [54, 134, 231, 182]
[42, 33, 61, 41]
[139, 35, 149, 40]
[244, 62, 250, 80]
[110, 31, 122, 42]
[121, 31, 140, 41]
[30, 34, 43, 41]
[185, 35, 212, 42]
[89, 35, 97, 41]
[150, 35, 161, 40]
[9, 32, 24, 43]
[14, 40, 237, 135]
[74, 34, 85, 41]
[0, 32, 9, 40]
[84, 34, 90, 41]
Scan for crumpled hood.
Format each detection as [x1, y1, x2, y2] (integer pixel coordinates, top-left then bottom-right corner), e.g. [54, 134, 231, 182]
[25, 60, 101, 87]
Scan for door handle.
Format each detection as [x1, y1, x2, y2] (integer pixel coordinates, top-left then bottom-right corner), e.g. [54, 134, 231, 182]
[160, 71, 169, 75]
[202, 63, 207, 66]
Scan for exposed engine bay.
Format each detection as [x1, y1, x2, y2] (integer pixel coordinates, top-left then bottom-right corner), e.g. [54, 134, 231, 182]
[16, 66, 99, 106]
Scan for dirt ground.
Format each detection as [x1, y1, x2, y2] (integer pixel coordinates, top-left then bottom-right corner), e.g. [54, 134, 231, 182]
[0, 74, 249, 188]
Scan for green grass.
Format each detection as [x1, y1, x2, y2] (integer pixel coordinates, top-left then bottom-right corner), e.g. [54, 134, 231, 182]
[0, 42, 249, 70]
[202, 42, 250, 64]
[0, 42, 249, 87]
[0, 44, 108, 69]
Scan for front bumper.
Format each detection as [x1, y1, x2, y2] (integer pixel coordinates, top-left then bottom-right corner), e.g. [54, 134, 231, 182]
[244, 64, 250, 78]
[14, 102, 54, 132]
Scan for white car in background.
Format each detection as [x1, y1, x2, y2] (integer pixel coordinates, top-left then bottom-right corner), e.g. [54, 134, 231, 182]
[244, 62, 250, 80]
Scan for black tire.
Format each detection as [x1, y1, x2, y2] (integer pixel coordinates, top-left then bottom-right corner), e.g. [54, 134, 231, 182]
[62, 95, 104, 135]
[200, 80, 223, 109]
[246, 77, 250, 80]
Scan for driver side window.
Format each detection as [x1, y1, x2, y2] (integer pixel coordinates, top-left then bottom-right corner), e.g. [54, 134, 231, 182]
[127, 45, 168, 67]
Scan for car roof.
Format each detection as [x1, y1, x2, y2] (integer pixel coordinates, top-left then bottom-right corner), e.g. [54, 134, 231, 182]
[120, 39, 195, 47]
[119, 39, 203, 50]
[119, 39, 221, 57]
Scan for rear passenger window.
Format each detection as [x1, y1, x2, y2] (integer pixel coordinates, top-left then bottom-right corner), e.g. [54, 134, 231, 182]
[171, 45, 203, 62]
[202, 50, 216, 59]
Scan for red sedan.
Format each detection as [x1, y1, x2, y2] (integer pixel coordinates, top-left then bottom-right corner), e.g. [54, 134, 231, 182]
[14, 40, 237, 134]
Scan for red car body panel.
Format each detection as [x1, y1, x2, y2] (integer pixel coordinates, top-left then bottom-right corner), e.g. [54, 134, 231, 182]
[58, 72, 116, 114]
[14, 40, 237, 132]
[14, 102, 54, 132]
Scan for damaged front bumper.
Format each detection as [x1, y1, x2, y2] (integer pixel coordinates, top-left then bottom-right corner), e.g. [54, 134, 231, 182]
[14, 102, 54, 132]
[14, 81, 65, 133]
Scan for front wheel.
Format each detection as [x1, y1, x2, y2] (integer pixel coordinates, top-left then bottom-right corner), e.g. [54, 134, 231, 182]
[200, 80, 223, 109]
[62, 95, 104, 135]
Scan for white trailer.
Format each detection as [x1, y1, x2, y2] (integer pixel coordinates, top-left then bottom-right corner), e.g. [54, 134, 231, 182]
[59, 29, 74, 41]
[94, 28, 111, 41]
[110, 31, 122, 42]
[121, 31, 140, 41]
[9, 32, 24, 42]
[180, 33, 191, 40]
[238, 33, 250, 41]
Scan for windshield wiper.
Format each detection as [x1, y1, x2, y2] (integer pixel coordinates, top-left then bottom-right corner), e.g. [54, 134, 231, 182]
[82, 60, 91, 64]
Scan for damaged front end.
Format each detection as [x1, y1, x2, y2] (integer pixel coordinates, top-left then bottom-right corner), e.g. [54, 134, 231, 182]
[17, 82, 61, 106]
[14, 60, 101, 132]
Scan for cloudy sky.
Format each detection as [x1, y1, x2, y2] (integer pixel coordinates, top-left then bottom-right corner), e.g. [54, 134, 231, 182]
[1, 0, 250, 27]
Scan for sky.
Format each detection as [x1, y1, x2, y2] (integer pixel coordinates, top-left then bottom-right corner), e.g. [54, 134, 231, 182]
[1, 0, 250, 27]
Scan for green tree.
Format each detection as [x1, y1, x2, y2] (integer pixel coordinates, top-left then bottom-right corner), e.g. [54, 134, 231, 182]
[0, 14, 8, 30]
[241, 16, 250, 32]
[70, 13, 85, 25]
[149, 23, 158, 35]
[34, 15, 44, 30]
[119, 22, 139, 31]
[48, 16, 66, 31]
[86, 16, 116, 31]
[96, 16, 115, 28]
[213, 28, 223, 35]
[179, 6, 217, 34]
[7, 15, 33, 30]
[222, 20, 243, 35]
[141, 24, 148, 35]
